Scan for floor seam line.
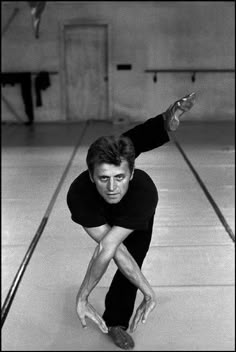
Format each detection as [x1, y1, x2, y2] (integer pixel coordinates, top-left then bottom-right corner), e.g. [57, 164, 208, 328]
[171, 134, 235, 243]
[1, 121, 89, 328]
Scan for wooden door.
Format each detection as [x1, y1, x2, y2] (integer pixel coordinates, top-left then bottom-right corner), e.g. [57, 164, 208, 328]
[64, 24, 108, 121]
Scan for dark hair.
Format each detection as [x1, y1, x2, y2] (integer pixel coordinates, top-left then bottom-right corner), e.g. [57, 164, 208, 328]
[86, 135, 135, 175]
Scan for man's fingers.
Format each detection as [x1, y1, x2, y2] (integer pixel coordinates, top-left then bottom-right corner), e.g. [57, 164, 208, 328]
[130, 310, 143, 332]
[182, 92, 196, 101]
[77, 300, 108, 333]
[178, 92, 196, 108]
[130, 318, 138, 332]
[79, 316, 87, 329]
[93, 311, 108, 333]
[94, 319, 108, 334]
[87, 312, 108, 333]
[96, 318, 108, 334]
[142, 302, 155, 323]
[130, 317, 137, 332]
[76, 309, 87, 328]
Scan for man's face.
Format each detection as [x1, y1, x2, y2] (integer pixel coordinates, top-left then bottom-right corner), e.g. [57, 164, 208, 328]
[90, 159, 134, 204]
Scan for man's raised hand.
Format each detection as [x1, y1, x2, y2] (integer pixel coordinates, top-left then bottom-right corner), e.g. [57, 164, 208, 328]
[164, 92, 196, 131]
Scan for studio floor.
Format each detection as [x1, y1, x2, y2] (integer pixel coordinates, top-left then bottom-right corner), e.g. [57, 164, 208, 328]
[1, 119, 235, 351]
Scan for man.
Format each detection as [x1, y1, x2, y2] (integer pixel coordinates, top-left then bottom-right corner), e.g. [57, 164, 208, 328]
[67, 93, 196, 350]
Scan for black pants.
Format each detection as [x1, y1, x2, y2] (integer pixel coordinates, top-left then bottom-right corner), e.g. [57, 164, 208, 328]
[102, 214, 155, 330]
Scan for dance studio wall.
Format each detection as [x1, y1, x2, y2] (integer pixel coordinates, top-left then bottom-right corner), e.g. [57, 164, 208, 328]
[2, 1, 235, 122]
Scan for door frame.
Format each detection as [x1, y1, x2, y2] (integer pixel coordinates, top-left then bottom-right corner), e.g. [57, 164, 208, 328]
[59, 19, 112, 121]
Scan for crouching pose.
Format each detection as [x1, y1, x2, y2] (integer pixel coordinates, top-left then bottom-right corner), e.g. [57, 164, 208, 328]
[67, 93, 196, 349]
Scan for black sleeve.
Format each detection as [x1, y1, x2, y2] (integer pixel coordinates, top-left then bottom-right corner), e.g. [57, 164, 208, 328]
[110, 170, 158, 231]
[122, 113, 170, 158]
[66, 173, 106, 228]
[67, 191, 106, 227]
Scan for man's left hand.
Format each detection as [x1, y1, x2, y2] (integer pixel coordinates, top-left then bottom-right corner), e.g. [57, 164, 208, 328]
[130, 295, 156, 332]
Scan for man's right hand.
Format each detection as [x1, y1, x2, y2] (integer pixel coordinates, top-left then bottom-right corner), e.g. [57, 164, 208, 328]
[164, 92, 196, 131]
[76, 299, 108, 334]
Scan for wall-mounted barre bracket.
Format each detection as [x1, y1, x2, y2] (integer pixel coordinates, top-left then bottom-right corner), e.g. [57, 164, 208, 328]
[153, 72, 157, 83]
[191, 72, 196, 83]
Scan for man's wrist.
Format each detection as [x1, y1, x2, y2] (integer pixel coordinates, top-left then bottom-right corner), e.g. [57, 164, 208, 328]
[162, 112, 169, 131]
[144, 289, 156, 301]
[77, 290, 89, 303]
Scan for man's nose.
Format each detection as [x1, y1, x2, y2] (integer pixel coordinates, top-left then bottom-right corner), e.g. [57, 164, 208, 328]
[107, 178, 116, 192]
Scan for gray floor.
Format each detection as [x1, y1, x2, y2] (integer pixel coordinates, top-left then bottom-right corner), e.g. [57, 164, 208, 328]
[1, 120, 235, 351]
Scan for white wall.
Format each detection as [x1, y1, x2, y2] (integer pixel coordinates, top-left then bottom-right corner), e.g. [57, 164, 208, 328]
[1, 1, 235, 122]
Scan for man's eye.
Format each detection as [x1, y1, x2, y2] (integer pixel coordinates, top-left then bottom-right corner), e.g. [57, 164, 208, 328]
[100, 177, 108, 181]
[116, 175, 124, 181]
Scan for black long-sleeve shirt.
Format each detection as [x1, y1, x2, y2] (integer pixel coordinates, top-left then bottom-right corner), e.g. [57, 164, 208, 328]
[67, 113, 170, 230]
[122, 113, 170, 158]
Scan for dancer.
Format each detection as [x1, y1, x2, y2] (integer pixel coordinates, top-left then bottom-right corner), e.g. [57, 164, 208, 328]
[67, 93, 196, 349]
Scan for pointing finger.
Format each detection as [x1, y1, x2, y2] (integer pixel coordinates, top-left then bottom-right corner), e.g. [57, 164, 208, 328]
[130, 311, 142, 332]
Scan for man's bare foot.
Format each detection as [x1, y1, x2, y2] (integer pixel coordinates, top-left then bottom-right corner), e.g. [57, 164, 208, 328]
[164, 92, 196, 131]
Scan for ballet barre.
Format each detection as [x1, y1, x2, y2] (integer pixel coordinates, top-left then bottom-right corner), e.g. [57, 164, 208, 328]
[145, 68, 235, 82]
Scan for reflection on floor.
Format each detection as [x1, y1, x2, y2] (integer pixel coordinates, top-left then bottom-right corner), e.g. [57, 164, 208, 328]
[2, 121, 235, 351]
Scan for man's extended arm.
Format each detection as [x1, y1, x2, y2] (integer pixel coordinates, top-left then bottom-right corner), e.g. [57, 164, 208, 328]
[122, 113, 170, 158]
[122, 92, 196, 158]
